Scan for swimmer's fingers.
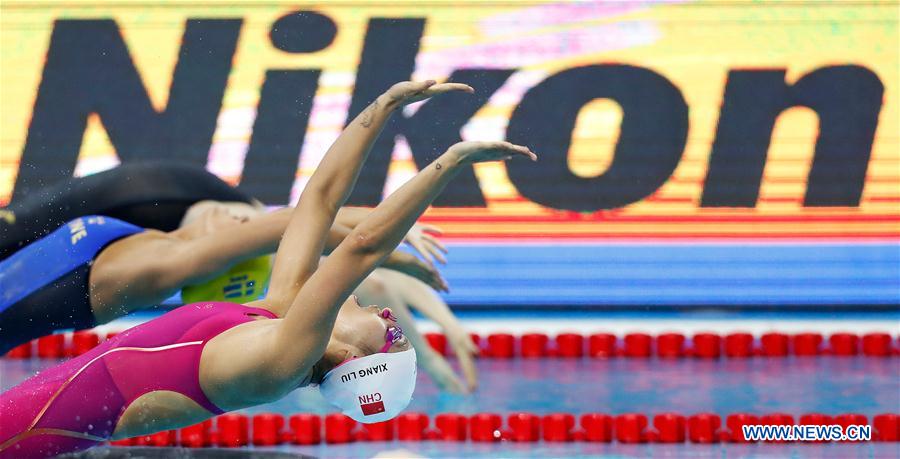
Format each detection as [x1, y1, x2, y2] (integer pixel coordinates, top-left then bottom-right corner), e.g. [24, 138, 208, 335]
[418, 237, 447, 265]
[447, 327, 475, 351]
[422, 355, 468, 394]
[410, 261, 446, 292]
[385, 81, 474, 107]
[405, 224, 448, 265]
[409, 238, 435, 266]
[422, 233, 449, 257]
[450, 335, 479, 392]
[418, 83, 475, 100]
[382, 251, 448, 291]
[447, 141, 537, 165]
[457, 351, 479, 392]
[435, 270, 449, 292]
[419, 223, 444, 236]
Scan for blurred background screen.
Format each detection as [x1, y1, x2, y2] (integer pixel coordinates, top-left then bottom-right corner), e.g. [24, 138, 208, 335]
[2, 0, 897, 309]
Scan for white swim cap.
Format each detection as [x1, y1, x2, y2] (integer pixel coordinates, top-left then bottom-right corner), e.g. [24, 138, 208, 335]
[319, 349, 417, 423]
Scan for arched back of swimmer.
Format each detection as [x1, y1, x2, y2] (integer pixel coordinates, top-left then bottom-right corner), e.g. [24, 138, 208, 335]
[0, 80, 536, 458]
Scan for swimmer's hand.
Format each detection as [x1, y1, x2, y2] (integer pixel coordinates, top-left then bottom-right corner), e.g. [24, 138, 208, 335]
[445, 327, 479, 392]
[382, 250, 449, 292]
[404, 223, 447, 266]
[420, 350, 469, 394]
[445, 141, 537, 165]
[381, 80, 474, 109]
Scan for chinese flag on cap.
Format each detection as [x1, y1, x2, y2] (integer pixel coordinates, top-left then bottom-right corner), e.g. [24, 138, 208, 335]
[361, 400, 386, 416]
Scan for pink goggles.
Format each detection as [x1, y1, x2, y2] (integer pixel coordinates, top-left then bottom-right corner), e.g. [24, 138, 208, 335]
[380, 309, 403, 353]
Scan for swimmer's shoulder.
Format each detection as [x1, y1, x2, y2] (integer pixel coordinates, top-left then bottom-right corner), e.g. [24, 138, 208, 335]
[90, 230, 198, 315]
[200, 316, 297, 409]
[93, 229, 182, 274]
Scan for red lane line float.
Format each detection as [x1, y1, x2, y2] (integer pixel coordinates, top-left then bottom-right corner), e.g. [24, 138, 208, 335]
[252, 413, 284, 446]
[760, 332, 789, 357]
[179, 419, 212, 448]
[397, 412, 428, 441]
[470, 413, 502, 442]
[623, 333, 652, 358]
[325, 413, 356, 444]
[556, 333, 584, 358]
[37, 334, 65, 359]
[132, 430, 175, 447]
[10, 331, 897, 360]
[862, 333, 891, 357]
[654, 413, 686, 443]
[541, 413, 575, 442]
[6, 341, 32, 359]
[216, 413, 249, 447]
[692, 333, 722, 359]
[687, 413, 720, 443]
[485, 333, 515, 359]
[507, 412, 540, 442]
[656, 333, 685, 359]
[588, 333, 616, 358]
[107, 411, 900, 446]
[581, 413, 613, 442]
[792, 333, 823, 357]
[360, 418, 395, 442]
[424, 332, 447, 356]
[290, 414, 321, 445]
[874, 414, 899, 442]
[434, 413, 467, 441]
[69, 331, 101, 357]
[520, 333, 548, 358]
[829, 333, 859, 356]
[724, 333, 754, 358]
[615, 413, 648, 443]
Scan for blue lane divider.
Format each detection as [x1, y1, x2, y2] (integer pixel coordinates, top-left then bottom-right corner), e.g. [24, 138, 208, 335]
[435, 243, 900, 307]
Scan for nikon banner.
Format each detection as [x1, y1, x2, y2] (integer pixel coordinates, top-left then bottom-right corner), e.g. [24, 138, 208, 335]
[2, 1, 897, 306]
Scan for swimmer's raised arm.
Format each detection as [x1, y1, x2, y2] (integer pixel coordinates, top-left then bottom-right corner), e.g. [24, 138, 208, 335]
[262, 81, 473, 312]
[140, 209, 356, 296]
[336, 207, 447, 267]
[275, 141, 535, 365]
[140, 208, 293, 296]
[142, 206, 443, 302]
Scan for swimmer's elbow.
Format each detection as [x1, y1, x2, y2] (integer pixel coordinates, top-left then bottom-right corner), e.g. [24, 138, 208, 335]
[344, 228, 382, 255]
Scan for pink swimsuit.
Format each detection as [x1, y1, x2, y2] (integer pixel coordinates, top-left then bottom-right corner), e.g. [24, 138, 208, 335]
[0, 302, 276, 458]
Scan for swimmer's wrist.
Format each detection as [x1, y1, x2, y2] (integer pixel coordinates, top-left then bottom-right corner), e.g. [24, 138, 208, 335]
[436, 151, 463, 170]
[377, 93, 402, 112]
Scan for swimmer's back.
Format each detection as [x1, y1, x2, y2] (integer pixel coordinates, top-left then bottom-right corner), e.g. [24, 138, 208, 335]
[0, 162, 253, 259]
[0, 216, 143, 352]
[0, 301, 276, 458]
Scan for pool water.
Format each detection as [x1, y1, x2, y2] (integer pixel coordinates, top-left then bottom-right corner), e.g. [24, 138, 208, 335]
[3, 355, 897, 458]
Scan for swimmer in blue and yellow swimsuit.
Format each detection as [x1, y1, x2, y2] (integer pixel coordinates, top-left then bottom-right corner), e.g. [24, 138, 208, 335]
[1, 163, 476, 393]
[1, 216, 143, 351]
[0, 173, 446, 355]
[0, 209, 290, 354]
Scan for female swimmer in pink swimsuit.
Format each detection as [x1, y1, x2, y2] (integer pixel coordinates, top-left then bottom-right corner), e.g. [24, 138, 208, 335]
[0, 80, 536, 458]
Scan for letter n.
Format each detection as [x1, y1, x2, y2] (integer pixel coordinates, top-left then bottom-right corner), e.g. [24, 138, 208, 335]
[701, 66, 883, 207]
[12, 19, 242, 201]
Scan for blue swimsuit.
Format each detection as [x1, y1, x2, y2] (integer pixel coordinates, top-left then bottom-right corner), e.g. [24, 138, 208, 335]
[0, 216, 142, 353]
